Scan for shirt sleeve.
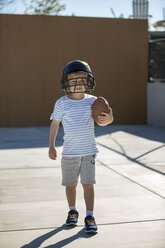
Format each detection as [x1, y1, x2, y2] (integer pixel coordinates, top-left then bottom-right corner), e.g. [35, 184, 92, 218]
[50, 99, 63, 122]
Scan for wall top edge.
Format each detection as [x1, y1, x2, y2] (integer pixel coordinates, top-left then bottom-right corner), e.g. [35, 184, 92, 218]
[0, 13, 148, 23]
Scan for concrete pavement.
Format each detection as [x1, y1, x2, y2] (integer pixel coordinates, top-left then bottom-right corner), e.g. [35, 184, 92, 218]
[0, 125, 165, 248]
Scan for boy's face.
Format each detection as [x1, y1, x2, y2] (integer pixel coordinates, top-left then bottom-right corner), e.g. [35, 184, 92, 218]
[67, 72, 88, 93]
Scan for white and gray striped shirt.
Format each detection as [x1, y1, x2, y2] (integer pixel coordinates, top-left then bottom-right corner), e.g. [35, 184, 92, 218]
[50, 94, 99, 157]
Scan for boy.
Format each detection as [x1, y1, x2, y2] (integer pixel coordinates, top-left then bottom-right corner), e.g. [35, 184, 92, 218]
[49, 60, 113, 233]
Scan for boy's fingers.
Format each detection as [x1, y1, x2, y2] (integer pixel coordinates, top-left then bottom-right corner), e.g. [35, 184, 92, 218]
[101, 112, 110, 116]
[50, 154, 57, 160]
[49, 150, 57, 160]
[98, 114, 106, 119]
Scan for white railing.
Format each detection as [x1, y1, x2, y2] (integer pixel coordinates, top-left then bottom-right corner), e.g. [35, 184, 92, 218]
[132, 0, 150, 19]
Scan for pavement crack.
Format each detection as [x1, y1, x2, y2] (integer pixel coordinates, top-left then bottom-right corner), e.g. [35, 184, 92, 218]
[134, 144, 165, 160]
[98, 159, 165, 199]
[1, 218, 165, 233]
[97, 142, 165, 176]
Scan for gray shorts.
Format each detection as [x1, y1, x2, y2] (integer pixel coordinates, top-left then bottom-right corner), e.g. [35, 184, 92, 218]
[61, 154, 96, 186]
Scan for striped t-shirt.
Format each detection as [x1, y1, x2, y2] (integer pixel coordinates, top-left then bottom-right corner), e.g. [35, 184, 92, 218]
[50, 94, 99, 157]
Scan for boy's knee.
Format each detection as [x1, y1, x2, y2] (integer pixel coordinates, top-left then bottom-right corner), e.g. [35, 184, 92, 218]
[66, 184, 77, 190]
[82, 184, 94, 191]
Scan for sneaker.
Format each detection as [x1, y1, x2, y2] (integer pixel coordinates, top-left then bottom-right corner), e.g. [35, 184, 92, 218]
[65, 210, 79, 226]
[84, 216, 98, 233]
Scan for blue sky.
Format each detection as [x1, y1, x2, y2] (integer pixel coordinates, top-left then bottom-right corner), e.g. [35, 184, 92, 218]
[1, 0, 165, 30]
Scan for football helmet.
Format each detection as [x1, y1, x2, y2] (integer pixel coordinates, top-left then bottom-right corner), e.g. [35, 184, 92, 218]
[61, 60, 96, 93]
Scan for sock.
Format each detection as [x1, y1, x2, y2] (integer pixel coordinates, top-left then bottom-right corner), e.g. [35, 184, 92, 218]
[86, 210, 93, 217]
[69, 206, 76, 211]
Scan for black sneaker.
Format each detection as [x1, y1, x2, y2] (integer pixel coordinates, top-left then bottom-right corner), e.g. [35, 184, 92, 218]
[84, 216, 98, 233]
[65, 210, 79, 226]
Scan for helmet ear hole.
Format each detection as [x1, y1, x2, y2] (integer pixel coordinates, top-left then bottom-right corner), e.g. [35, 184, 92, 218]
[62, 76, 72, 93]
[86, 74, 96, 92]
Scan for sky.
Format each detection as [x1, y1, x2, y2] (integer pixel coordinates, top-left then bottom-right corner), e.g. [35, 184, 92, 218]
[1, 0, 165, 31]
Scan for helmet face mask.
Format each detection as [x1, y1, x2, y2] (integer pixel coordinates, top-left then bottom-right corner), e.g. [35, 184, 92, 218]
[63, 74, 95, 93]
[61, 60, 96, 94]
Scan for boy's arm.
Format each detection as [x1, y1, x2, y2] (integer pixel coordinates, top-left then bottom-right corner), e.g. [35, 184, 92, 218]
[49, 120, 60, 160]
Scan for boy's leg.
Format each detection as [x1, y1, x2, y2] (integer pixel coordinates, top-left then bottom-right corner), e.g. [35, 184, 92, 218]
[83, 183, 97, 233]
[80, 155, 96, 213]
[82, 184, 94, 212]
[65, 184, 79, 225]
[81, 155, 98, 233]
[61, 156, 81, 226]
[66, 184, 77, 207]
[61, 156, 81, 208]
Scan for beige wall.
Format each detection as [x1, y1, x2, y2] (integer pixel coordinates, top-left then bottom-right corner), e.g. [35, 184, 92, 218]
[0, 14, 148, 127]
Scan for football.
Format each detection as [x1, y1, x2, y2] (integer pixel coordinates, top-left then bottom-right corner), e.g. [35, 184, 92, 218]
[91, 96, 111, 124]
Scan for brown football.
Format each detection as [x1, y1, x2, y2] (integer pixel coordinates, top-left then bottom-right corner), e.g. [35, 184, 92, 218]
[91, 96, 110, 124]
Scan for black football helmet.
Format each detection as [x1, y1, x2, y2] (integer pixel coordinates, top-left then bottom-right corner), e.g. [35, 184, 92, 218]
[61, 60, 96, 93]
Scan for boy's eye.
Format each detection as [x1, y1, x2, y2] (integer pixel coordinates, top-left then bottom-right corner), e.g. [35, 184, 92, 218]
[69, 80, 76, 86]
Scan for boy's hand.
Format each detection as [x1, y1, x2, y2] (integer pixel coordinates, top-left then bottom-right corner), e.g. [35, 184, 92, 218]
[49, 146, 57, 160]
[97, 110, 114, 126]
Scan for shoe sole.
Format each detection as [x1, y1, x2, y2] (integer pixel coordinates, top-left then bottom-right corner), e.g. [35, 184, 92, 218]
[65, 222, 78, 226]
[85, 229, 97, 233]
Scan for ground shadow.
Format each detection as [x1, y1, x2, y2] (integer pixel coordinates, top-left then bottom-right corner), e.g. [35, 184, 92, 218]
[0, 125, 164, 149]
[21, 224, 96, 248]
[99, 124, 165, 143]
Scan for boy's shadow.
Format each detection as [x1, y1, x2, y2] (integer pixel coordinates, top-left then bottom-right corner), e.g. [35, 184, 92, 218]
[21, 224, 96, 248]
